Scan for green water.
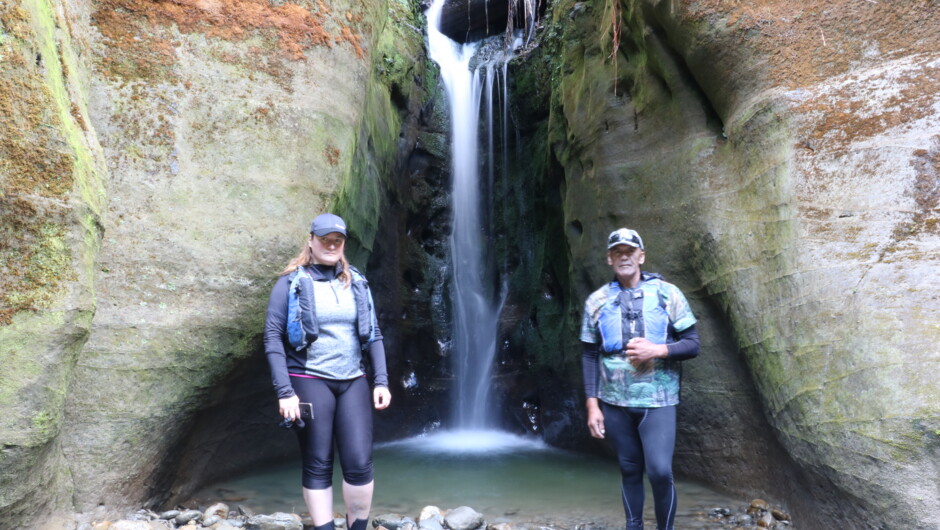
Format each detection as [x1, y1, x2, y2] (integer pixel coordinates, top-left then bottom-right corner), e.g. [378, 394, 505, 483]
[189, 431, 742, 528]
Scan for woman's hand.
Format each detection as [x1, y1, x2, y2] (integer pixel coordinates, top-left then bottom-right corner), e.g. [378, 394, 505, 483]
[279, 395, 301, 421]
[586, 398, 605, 439]
[373, 386, 391, 410]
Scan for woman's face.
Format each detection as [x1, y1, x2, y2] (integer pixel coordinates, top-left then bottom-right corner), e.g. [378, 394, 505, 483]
[309, 232, 346, 266]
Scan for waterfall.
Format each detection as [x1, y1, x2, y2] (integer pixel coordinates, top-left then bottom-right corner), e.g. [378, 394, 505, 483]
[427, 0, 520, 431]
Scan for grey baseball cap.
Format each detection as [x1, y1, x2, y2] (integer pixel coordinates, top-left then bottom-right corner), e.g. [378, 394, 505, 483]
[310, 213, 347, 237]
[607, 228, 644, 250]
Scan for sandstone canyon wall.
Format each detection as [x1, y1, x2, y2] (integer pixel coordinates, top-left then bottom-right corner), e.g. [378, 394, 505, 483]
[506, 0, 939, 527]
[1, 0, 432, 526]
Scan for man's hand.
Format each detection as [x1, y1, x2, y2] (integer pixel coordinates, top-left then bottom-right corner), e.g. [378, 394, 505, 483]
[586, 397, 605, 439]
[625, 337, 668, 366]
[373, 386, 391, 410]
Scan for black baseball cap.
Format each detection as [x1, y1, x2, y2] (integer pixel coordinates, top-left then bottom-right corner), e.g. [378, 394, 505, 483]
[310, 213, 347, 237]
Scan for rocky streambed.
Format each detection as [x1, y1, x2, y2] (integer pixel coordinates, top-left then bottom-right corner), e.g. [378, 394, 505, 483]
[58, 499, 793, 530]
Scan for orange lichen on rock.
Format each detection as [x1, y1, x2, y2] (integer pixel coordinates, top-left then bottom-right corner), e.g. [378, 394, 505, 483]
[92, 0, 366, 82]
[685, 0, 940, 89]
[1, 4, 77, 324]
[791, 60, 940, 155]
[324, 145, 341, 166]
[337, 24, 365, 59]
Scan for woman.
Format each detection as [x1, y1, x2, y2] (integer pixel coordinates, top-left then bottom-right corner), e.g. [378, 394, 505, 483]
[263, 213, 391, 530]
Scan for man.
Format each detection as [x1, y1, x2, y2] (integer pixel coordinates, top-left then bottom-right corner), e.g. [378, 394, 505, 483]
[580, 228, 700, 530]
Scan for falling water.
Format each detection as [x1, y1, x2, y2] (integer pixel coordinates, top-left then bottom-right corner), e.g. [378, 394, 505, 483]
[427, 0, 519, 430]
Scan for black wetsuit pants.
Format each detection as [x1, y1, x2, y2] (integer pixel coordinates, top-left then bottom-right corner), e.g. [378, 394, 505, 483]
[291, 376, 374, 489]
[601, 403, 677, 530]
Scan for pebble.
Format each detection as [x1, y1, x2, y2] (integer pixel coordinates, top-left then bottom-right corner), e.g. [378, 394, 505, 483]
[373, 513, 416, 530]
[176, 510, 203, 525]
[245, 512, 302, 530]
[418, 506, 443, 524]
[205, 503, 230, 519]
[708, 498, 793, 529]
[71, 495, 794, 530]
[751, 499, 771, 511]
[418, 517, 444, 530]
[110, 522, 158, 530]
[444, 506, 485, 530]
[160, 510, 181, 520]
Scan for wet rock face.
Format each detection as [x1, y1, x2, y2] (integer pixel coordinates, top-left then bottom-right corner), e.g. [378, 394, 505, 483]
[64, 0, 383, 513]
[0, 0, 107, 523]
[362, 78, 455, 441]
[436, 0, 537, 44]
[508, 0, 940, 527]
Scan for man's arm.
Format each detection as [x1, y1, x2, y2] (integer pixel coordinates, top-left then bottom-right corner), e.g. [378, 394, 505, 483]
[582, 341, 606, 439]
[666, 325, 700, 360]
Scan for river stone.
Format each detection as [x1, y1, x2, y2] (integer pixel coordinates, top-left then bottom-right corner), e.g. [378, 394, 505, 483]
[443, 507, 484, 530]
[175, 510, 203, 525]
[204, 515, 223, 526]
[418, 517, 444, 530]
[245, 513, 303, 530]
[750, 499, 770, 511]
[373, 514, 415, 530]
[757, 511, 774, 528]
[213, 522, 246, 530]
[109, 522, 161, 530]
[772, 508, 790, 521]
[159, 510, 180, 520]
[486, 524, 512, 530]
[418, 507, 443, 523]
[205, 503, 230, 519]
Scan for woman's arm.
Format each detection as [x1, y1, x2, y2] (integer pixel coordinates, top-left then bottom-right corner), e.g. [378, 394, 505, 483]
[368, 326, 390, 409]
[263, 276, 295, 399]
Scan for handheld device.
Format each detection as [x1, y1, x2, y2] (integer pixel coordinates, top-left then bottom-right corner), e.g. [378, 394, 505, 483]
[299, 402, 314, 421]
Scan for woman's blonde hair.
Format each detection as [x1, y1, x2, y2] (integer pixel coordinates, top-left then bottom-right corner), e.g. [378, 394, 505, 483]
[280, 234, 351, 287]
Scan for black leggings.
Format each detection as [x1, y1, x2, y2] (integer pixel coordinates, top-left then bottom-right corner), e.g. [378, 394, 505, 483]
[601, 403, 677, 530]
[290, 376, 373, 489]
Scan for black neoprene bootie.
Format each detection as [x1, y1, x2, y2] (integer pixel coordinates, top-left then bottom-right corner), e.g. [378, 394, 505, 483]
[314, 521, 335, 530]
[349, 518, 368, 530]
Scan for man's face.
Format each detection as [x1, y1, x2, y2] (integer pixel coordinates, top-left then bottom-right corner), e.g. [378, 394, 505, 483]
[607, 244, 645, 278]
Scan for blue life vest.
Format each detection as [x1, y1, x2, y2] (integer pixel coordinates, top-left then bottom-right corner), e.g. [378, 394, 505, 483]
[286, 265, 377, 351]
[596, 272, 671, 353]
